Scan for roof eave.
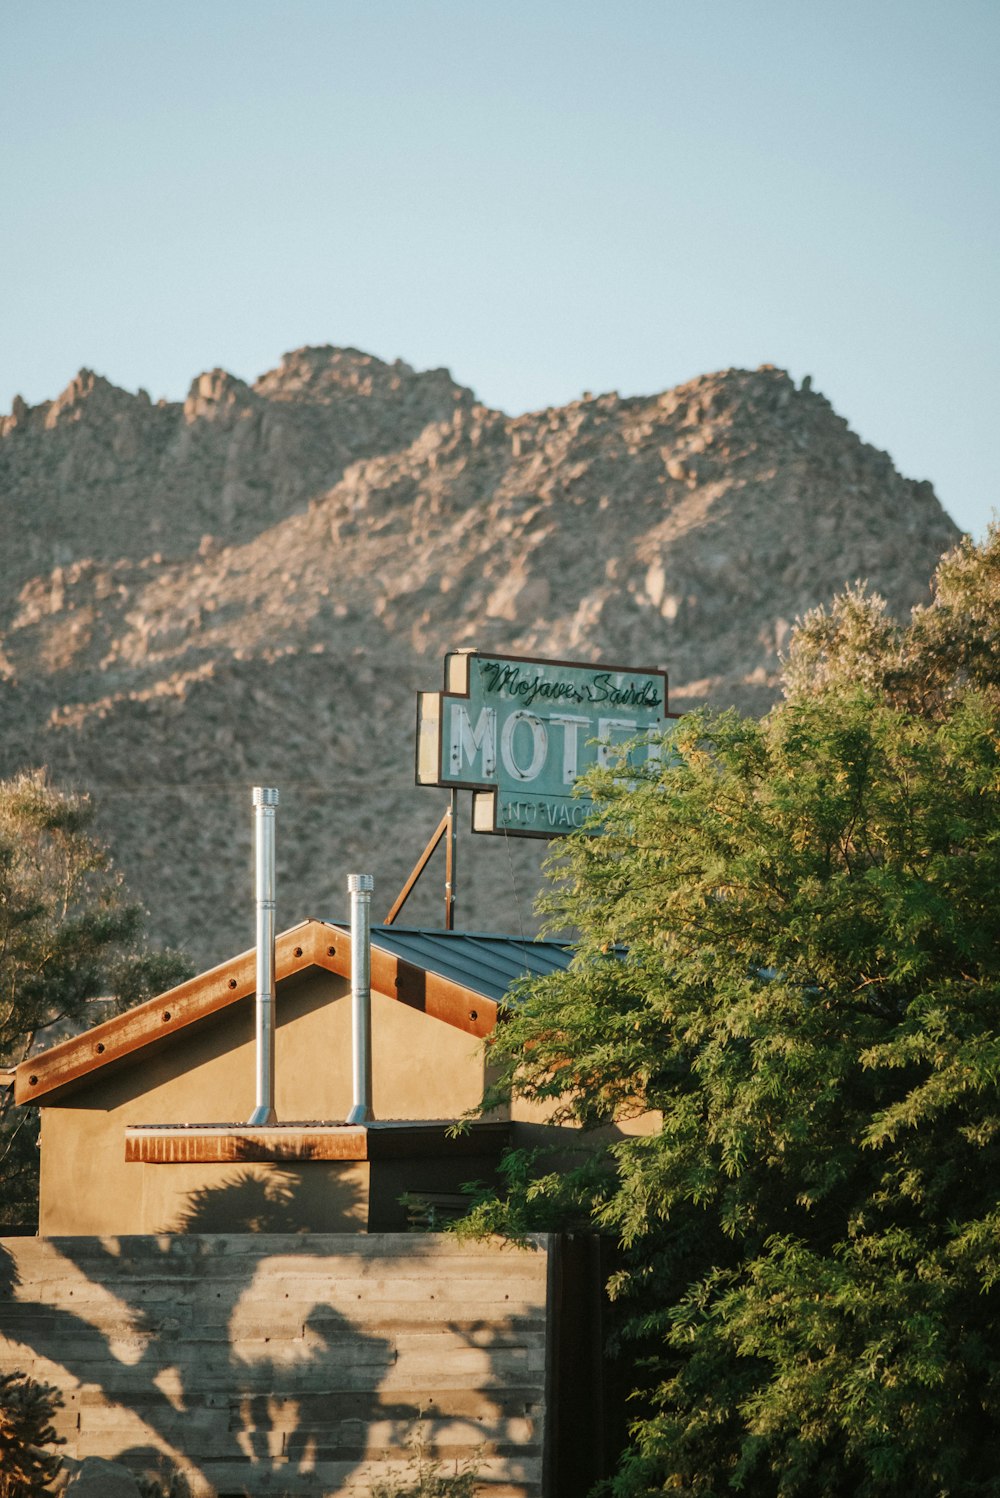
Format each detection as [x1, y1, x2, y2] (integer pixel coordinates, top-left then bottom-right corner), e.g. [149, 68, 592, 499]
[15, 919, 498, 1106]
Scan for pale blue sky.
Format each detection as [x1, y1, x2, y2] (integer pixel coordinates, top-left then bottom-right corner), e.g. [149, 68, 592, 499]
[2, 0, 997, 536]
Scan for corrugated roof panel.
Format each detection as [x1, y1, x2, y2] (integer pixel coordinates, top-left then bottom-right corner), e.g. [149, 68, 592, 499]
[337, 925, 574, 1005]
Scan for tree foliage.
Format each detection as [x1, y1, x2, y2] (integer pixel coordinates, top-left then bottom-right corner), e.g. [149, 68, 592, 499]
[0, 771, 191, 1228]
[783, 524, 1000, 715]
[0, 1371, 63, 1497]
[466, 527, 1000, 1496]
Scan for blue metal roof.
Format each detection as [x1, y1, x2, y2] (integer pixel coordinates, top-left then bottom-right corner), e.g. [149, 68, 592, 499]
[359, 925, 575, 1005]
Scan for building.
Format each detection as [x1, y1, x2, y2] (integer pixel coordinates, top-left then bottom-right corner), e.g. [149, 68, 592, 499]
[3, 916, 626, 1496]
[13, 917, 583, 1237]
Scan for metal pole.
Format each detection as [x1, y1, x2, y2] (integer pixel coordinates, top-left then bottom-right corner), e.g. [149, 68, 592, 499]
[347, 873, 375, 1124]
[445, 789, 457, 931]
[247, 786, 278, 1126]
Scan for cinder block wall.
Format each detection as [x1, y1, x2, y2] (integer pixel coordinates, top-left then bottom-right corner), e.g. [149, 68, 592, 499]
[0, 1233, 551, 1497]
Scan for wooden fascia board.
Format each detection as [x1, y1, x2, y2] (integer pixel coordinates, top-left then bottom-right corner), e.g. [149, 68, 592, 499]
[367, 945, 497, 1040]
[14, 920, 328, 1106]
[15, 920, 498, 1106]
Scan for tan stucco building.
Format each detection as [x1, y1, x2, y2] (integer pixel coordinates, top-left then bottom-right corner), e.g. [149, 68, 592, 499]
[14, 918, 580, 1237]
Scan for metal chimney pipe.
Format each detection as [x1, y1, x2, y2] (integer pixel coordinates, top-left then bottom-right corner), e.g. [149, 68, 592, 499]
[346, 873, 375, 1125]
[247, 787, 279, 1126]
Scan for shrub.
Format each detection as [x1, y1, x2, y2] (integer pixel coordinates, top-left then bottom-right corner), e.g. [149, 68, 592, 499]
[0, 1371, 63, 1497]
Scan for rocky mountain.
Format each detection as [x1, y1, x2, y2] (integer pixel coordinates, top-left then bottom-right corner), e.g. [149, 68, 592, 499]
[0, 348, 960, 968]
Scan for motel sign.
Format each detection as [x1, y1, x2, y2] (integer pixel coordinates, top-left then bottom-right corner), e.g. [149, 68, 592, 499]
[416, 649, 670, 837]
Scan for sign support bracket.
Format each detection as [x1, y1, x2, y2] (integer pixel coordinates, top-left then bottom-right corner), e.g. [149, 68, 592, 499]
[384, 791, 458, 931]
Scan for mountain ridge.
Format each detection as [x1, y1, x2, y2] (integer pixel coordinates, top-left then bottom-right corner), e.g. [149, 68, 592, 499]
[0, 348, 960, 966]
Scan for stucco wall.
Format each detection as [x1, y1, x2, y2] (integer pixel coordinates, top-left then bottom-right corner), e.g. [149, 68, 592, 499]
[38, 971, 488, 1236]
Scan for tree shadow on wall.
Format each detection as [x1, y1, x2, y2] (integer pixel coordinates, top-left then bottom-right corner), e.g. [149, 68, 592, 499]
[169, 1166, 347, 1235]
[0, 1173, 546, 1496]
[0, 1242, 17, 1300]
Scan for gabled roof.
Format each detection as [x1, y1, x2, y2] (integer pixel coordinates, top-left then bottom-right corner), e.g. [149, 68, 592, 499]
[14, 919, 572, 1106]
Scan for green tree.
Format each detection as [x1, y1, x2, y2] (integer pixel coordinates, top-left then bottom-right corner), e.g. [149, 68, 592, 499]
[0, 771, 190, 1229]
[782, 524, 1000, 715]
[465, 527, 1000, 1496]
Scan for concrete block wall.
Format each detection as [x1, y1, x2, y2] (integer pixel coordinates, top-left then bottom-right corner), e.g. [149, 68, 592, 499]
[0, 1233, 552, 1496]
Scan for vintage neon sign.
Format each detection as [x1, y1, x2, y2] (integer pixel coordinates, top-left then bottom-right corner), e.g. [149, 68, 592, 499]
[416, 649, 671, 837]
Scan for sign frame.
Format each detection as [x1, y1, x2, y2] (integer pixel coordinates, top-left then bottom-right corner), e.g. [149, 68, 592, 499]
[416, 648, 672, 840]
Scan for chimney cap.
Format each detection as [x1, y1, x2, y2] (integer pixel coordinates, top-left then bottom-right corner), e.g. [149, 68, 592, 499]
[348, 873, 375, 893]
[253, 786, 279, 806]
